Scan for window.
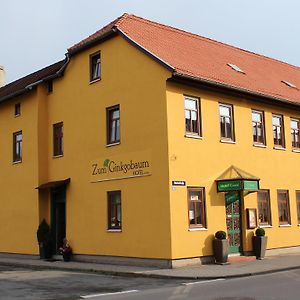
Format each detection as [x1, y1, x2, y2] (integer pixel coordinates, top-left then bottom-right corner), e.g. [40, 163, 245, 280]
[15, 103, 21, 116]
[184, 96, 201, 136]
[277, 190, 290, 225]
[53, 122, 63, 156]
[90, 52, 101, 82]
[252, 110, 265, 145]
[296, 191, 300, 224]
[219, 104, 234, 141]
[272, 114, 285, 148]
[291, 118, 300, 149]
[188, 187, 206, 228]
[107, 106, 120, 145]
[108, 191, 122, 230]
[257, 190, 271, 226]
[13, 131, 22, 162]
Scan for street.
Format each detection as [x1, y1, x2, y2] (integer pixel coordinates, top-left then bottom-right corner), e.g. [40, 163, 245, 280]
[1, 266, 300, 299]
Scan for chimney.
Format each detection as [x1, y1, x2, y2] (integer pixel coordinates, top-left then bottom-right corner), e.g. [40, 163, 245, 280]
[0, 66, 5, 87]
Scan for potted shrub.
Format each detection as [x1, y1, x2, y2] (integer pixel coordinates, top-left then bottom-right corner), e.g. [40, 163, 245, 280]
[59, 238, 72, 262]
[36, 219, 52, 259]
[213, 230, 229, 264]
[252, 228, 268, 260]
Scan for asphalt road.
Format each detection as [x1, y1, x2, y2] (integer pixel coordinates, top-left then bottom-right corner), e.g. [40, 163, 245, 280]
[1, 265, 300, 300]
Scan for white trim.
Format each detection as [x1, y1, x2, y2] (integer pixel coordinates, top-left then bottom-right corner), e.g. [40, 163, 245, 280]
[106, 142, 120, 147]
[253, 144, 267, 148]
[89, 78, 101, 85]
[259, 225, 272, 228]
[273, 146, 286, 151]
[107, 229, 122, 233]
[188, 227, 208, 232]
[53, 154, 64, 159]
[292, 149, 300, 153]
[279, 224, 292, 227]
[185, 134, 202, 140]
[220, 139, 236, 144]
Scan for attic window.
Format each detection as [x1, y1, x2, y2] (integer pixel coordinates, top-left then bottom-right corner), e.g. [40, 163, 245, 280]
[281, 80, 297, 89]
[227, 63, 245, 74]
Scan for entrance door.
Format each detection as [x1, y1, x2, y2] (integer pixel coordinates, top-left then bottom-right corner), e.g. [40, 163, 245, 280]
[51, 187, 66, 254]
[226, 193, 242, 254]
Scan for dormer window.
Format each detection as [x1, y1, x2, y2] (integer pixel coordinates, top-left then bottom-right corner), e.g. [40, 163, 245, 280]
[281, 80, 297, 89]
[227, 63, 245, 74]
[15, 103, 21, 117]
[90, 51, 101, 82]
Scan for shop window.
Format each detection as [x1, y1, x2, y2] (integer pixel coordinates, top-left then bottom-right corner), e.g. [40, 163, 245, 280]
[188, 187, 206, 228]
[296, 191, 300, 225]
[252, 110, 265, 145]
[108, 191, 122, 230]
[291, 118, 300, 149]
[13, 131, 22, 163]
[257, 190, 271, 226]
[272, 114, 285, 148]
[15, 103, 21, 116]
[219, 103, 235, 141]
[277, 190, 290, 225]
[90, 51, 101, 82]
[53, 122, 63, 157]
[107, 105, 120, 145]
[184, 96, 201, 136]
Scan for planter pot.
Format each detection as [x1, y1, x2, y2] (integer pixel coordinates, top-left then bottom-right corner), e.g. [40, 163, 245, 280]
[39, 242, 52, 260]
[62, 252, 72, 262]
[213, 239, 229, 264]
[252, 236, 268, 260]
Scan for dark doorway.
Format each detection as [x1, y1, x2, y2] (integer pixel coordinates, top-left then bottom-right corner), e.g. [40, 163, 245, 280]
[51, 187, 66, 254]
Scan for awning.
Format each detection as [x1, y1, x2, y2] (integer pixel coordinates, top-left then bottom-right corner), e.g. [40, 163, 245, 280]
[36, 178, 70, 190]
[216, 166, 260, 192]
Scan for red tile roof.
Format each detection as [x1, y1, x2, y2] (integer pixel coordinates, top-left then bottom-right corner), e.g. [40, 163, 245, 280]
[69, 14, 300, 105]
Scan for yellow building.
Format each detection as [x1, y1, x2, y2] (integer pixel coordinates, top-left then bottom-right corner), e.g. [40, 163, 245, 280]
[1, 14, 300, 267]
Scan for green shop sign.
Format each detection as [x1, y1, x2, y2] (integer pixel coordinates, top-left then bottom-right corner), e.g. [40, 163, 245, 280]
[225, 192, 239, 205]
[244, 180, 259, 191]
[217, 180, 242, 192]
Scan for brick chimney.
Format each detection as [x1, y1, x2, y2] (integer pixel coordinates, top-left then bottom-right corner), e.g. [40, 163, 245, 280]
[0, 66, 5, 87]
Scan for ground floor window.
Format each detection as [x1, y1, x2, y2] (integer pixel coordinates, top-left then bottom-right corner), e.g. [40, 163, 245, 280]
[296, 191, 300, 224]
[257, 190, 271, 226]
[187, 187, 206, 228]
[277, 190, 290, 225]
[107, 191, 122, 230]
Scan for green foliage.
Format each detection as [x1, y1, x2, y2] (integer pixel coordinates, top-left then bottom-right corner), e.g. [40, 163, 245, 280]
[255, 228, 265, 237]
[215, 230, 227, 240]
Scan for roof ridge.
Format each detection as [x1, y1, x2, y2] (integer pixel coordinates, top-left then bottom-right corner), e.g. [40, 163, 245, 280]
[124, 14, 300, 71]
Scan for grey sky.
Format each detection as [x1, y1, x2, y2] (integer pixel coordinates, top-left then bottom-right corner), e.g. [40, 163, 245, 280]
[1, 0, 299, 84]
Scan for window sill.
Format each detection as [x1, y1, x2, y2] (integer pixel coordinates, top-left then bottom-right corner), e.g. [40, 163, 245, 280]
[292, 149, 300, 153]
[89, 78, 101, 84]
[273, 146, 286, 151]
[189, 227, 207, 231]
[279, 224, 291, 227]
[253, 144, 266, 148]
[259, 225, 272, 228]
[220, 139, 236, 144]
[12, 160, 22, 165]
[107, 229, 122, 233]
[106, 142, 120, 147]
[14, 114, 21, 118]
[185, 134, 202, 140]
[53, 154, 64, 159]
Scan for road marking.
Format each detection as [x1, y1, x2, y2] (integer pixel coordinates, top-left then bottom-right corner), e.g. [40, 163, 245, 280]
[80, 290, 138, 298]
[183, 278, 225, 285]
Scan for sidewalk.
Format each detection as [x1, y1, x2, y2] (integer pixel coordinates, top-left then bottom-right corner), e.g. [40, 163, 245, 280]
[0, 253, 300, 280]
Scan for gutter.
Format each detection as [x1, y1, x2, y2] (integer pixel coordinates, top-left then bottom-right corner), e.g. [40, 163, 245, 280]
[173, 72, 300, 109]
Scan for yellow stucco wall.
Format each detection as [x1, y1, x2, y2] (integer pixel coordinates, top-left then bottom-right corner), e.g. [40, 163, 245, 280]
[166, 81, 300, 259]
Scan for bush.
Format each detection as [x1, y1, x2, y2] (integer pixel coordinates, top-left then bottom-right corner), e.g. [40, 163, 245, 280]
[255, 228, 265, 237]
[215, 230, 227, 240]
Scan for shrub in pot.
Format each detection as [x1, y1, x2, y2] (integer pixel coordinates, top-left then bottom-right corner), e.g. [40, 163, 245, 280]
[252, 228, 268, 260]
[36, 219, 52, 259]
[213, 230, 229, 264]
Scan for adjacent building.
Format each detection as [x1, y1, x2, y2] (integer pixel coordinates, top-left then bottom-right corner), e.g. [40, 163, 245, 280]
[1, 14, 300, 267]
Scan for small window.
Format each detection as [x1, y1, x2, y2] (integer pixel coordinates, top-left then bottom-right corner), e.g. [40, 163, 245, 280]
[277, 190, 290, 225]
[13, 131, 22, 163]
[219, 103, 235, 141]
[291, 118, 300, 149]
[184, 96, 201, 136]
[252, 110, 265, 145]
[296, 191, 300, 225]
[53, 122, 63, 156]
[272, 114, 285, 148]
[257, 190, 271, 226]
[108, 191, 122, 230]
[90, 52, 101, 82]
[107, 105, 120, 145]
[15, 103, 21, 116]
[188, 187, 206, 228]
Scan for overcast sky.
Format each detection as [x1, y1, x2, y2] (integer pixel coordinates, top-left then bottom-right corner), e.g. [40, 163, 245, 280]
[1, 0, 299, 84]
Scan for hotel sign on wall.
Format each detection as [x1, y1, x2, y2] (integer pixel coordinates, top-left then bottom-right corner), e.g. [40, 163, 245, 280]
[90, 151, 151, 183]
[217, 179, 259, 192]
